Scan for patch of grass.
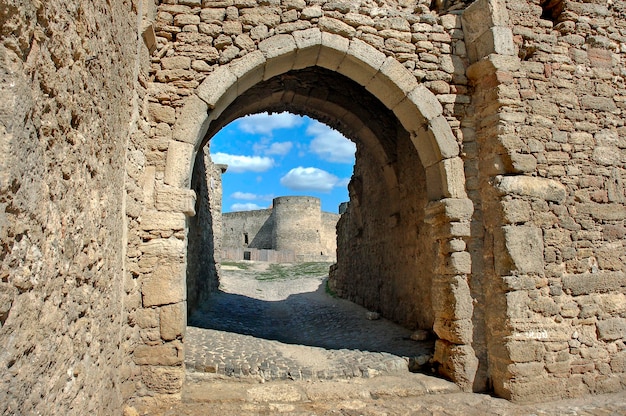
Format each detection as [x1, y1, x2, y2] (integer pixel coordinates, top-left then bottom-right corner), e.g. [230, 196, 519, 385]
[325, 279, 337, 298]
[254, 262, 333, 281]
[220, 261, 250, 270]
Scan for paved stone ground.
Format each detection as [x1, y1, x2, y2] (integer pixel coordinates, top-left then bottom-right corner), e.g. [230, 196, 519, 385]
[186, 262, 434, 381]
[134, 262, 626, 416]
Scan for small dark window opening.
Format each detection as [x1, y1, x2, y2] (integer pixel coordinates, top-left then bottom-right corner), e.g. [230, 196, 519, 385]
[541, 0, 564, 22]
[244, 251, 251, 261]
[244, 232, 249, 245]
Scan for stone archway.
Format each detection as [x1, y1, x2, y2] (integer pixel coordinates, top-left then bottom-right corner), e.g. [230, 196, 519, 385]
[135, 30, 477, 395]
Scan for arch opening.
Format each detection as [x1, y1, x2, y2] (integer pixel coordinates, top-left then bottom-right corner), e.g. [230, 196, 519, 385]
[185, 67, 438, 367]
[158, 35, 475, 390]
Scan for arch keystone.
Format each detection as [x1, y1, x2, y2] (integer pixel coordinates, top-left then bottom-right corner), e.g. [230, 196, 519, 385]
[258, 34, 297, 80]
[318, 32, 349, 70]
[293, 28, 322, 70]
[337, 39, 386, 86]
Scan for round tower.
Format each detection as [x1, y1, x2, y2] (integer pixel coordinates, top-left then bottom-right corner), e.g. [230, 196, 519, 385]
[272, 196, 322, 256]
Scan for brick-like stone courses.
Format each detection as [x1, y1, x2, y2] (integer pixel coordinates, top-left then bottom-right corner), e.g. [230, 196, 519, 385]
[465, 0, 626, 403]
[0, 0, 139, 413]
[131, 0, 474, 400]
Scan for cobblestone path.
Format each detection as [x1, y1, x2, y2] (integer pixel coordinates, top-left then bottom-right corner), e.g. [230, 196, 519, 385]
[186, 262, 433, 381]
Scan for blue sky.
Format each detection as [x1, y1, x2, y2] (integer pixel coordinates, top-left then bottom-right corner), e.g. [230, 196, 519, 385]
[210, 112, 355, 214]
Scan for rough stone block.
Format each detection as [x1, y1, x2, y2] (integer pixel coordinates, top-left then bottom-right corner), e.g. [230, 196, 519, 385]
[429, 116, 460, 160]
[407, 84, 444, 121]
[258, 34, 297, 80]
[439, 251, 472, 275]
[318, 16, 356, 38]
[140, 211, 186, 231]
[562, 271, 625, 296]
[366, 57, 418, 109]
[433, 340, 478, 392]
[471, 26, 515, 62]
[495, 176, 567, 203]
[161, 56, 191, 70]
[228, 51, 266, 95]
[172, 95, 209, 146]
[196, 66, 238, 109]
[142, 263, 186, 307]
[160, 302, 186, 341]
[507, 340, 544, 363]
[133, 343, 183, 366]
[424, 198, 474, 223]
[597, 318, 626, 341]
[494, 225, 544, 275]
[337, 39, 385, 86]
[432, 275, 474, 320]
[317, 32, 349, 71]
[433, 317, 473, 344]
[155, 186, 197, 216]
[164, 140, 194, 188]
[576, 203, 626, 221]
[293, 28, 322, 70]
[142, 366, 185, 394]
[425, 157, 468, 200]
[140, 238, 185, 259]
[462, 0, 510, 44]
[148, 103, 176, 125]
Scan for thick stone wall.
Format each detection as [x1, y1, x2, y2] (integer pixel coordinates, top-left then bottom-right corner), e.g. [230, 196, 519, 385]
[463, 0, 626, 402]
[0, 0, 141, 413]
[222, 208, 274, 250]
[187, 148, 224, 314]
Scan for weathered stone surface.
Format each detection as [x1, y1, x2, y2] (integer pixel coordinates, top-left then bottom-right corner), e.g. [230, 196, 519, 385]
[495, 226, 544, 275]
[160, 302, 186, 341]
[142, 263, 186, 307]
[141, 366, 185, 394]
[562, 272, 625, 296]
[596, 318, 626, 341]
[495, 176, 567, 203]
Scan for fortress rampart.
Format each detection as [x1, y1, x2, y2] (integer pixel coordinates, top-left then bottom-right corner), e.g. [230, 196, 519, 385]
[221, 196, 339, 263]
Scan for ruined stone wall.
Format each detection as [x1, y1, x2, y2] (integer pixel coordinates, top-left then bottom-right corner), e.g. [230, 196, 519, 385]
[0, 0, 141, 413]
[187, 148, 223, 315]
[331, 130, 436, 330]
[222, 208, 274, 250]
[222, 196, 339, 261]
[321, 212, 340, 256]
[463, 0, 626, 402]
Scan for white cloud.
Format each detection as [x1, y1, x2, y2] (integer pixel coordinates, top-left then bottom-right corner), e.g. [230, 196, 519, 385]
[280, 167, 345, 193]
[237, 112, 304, 136]
[231, 203, 265, 211]
[253, 140, 293, 156]
[231, 191, 274, 201]
[266, 141, 293, 155]
[231, 192, 257, 200]
[306, 121, 355, 164]
[211, 152, 274, 173]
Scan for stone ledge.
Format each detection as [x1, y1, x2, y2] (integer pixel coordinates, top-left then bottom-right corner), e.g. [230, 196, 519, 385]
[562, 271, 626, 296]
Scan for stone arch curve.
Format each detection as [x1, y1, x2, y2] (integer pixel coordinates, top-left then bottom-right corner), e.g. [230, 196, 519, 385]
[165, 30, 467, 203]
[150, 31, 477, 392]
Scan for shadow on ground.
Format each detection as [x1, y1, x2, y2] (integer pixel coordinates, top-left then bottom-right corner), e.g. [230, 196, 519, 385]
[188, 278, 433, 358]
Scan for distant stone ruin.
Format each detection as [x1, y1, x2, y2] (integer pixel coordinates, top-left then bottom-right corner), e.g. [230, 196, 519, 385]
[221, 196, 339, 263]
